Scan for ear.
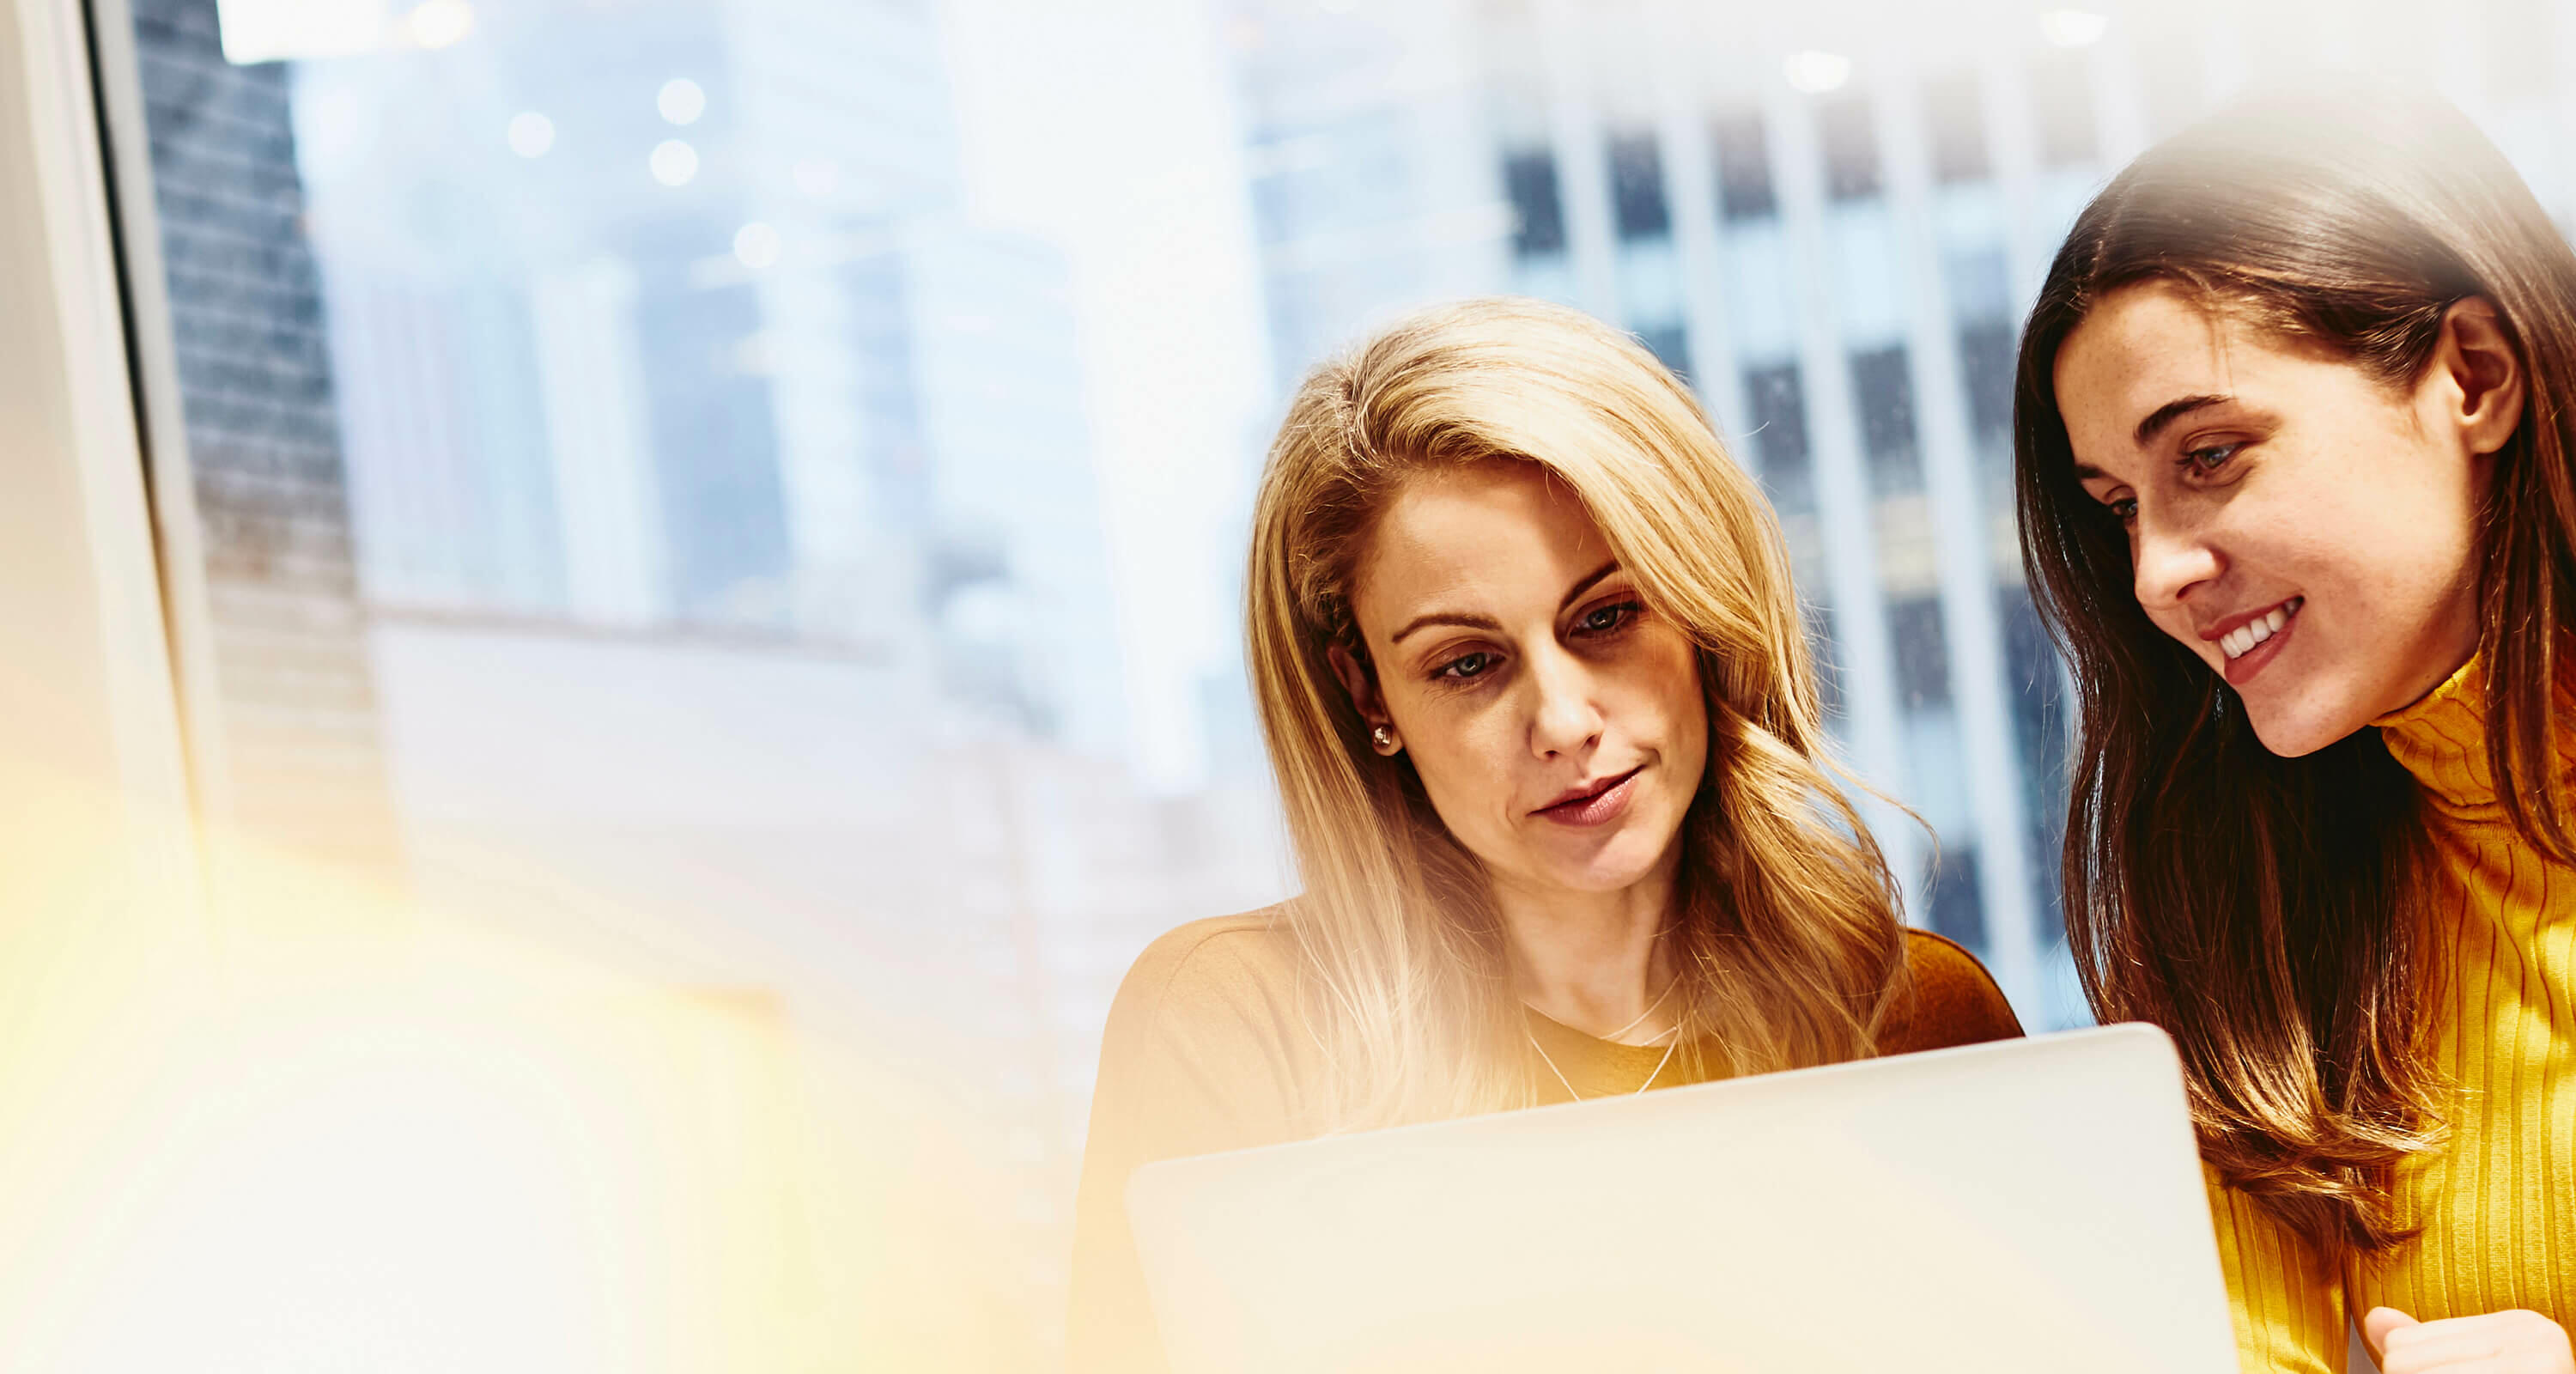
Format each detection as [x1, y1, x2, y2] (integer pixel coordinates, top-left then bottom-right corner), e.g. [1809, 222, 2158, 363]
[1325, 640, 1394, 739]
[2431, 297, 2526, 459]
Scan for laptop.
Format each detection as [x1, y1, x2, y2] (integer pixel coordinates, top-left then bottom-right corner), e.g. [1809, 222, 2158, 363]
[1127, 1024, 2240, 1373]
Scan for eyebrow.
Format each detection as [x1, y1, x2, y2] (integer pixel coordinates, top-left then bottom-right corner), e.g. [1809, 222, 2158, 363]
[1386, 558, 1624, 645]
[2132, 392, 2231, 448]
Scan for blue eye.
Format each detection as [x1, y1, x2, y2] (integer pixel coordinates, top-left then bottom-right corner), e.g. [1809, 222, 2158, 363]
[1437, 652, 1494, 681]
[2109, 496, 2137, 522]
[2184, 443, 2242, 474]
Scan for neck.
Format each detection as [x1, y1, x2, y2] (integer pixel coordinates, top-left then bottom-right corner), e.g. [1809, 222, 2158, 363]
[1495, 849, 1681, 1044]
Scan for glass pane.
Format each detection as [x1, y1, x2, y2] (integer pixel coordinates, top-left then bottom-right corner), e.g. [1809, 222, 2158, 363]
[122, 0, 2576, 1359]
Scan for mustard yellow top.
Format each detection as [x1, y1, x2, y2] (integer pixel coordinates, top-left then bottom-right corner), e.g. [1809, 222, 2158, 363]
[1065, 910, 2021, 1372]
[2215, 658, 2576, 1371]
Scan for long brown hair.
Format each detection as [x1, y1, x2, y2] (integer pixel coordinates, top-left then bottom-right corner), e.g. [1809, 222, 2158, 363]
[1248, 296, 1908, 1129]
[2015, 82, 2576, 1255]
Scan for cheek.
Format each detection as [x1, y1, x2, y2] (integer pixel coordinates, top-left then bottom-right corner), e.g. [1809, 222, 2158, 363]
[1391, 696, 1523, 828]
[1628, 633, 1709, 775]
[2242, 468, 2473, 616]
[2145, 601, 2207, 655]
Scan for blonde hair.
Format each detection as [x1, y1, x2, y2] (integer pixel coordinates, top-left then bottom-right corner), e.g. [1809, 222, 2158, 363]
[1246, 296, 1909, 1129]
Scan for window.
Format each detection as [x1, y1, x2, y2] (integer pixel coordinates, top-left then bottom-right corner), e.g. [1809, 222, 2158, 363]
[105, 0, 2561, 1352]
[2028, 52, 2099, 167]
[1888, 595, 1953, 709]
[1710, 108, 1777, 221]
[1504, 148, 1569, 256]
[1922, 72, 1990, 185]
[2001, 587, 2070, 870]
[136, 0, 404, 871]
[2001, 586, 2071, 958]
[1744, 362, 1813, 514]
[118, 0, 1288, 1365]
[1957, 320, 2015, 441]
[1636, 323, 1692, 383]
[1941, 241, 2012, 325]
[1926, 845, 1989, 951]
[1608, 131, 1671, 240]
[1850, 345, 1921, 495]
[1819, 93, 1882, 201]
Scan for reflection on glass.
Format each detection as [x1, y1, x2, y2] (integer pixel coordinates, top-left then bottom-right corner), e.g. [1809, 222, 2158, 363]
[116, 0, 2576, 1362]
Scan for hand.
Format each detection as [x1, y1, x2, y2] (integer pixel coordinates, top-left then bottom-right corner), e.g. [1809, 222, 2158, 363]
[2365, 1307, 2575, 1374]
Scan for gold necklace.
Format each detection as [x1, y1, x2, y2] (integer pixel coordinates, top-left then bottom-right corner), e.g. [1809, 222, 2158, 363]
[1525, 1020, 1682, 1103]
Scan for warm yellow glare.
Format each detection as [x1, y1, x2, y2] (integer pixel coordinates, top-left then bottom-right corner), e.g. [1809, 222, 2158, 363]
[0, 761, 1018, 1371]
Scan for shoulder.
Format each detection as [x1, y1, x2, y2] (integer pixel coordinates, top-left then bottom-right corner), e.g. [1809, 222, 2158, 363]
[1102, 907, 1307, 1064]
[1089, 906, 1316, 1151]
[1112, 907, 1301, 1019]
[1880, 927, 2024, 1055]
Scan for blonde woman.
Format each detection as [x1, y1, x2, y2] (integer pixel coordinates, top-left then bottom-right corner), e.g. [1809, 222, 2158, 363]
[1067, 298, 2020, 1371]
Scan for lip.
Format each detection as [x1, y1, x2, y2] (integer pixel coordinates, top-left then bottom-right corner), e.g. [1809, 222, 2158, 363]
[2207, 598, 2301, 689]
[1532, 765, 1644, 828]
[2195, 597, 2300, 645]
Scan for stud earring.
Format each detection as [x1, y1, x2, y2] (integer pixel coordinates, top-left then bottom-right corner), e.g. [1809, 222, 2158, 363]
[1371, 726, 1397, 754]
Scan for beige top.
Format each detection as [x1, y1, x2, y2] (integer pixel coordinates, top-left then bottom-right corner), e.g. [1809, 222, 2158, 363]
[1066, 908, 2023, 1371]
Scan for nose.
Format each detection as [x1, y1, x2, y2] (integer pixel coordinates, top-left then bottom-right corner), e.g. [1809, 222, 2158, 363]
[2130, 505, 2221, 613]
[1524, 642, 1605, 760]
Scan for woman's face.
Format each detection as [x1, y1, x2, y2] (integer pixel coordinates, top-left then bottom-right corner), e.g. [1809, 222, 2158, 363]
[2053, 281, 2521, 757]
[1335, 461, 1708, 901]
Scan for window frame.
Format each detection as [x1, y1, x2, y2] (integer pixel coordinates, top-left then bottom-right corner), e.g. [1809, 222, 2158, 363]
[0, 0, 200, 871]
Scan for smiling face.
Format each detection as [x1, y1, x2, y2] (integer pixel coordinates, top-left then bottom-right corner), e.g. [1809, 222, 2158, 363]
[2053, 280, 2518, 756]
[1335, 461, 1708, 902]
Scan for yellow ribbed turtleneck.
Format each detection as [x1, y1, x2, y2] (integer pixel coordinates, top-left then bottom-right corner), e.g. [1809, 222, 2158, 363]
[2213, 657, 2576, 1371]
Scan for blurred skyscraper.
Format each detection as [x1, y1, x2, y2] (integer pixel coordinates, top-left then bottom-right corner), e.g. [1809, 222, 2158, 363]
[1224, 0, 2576, 1026]
[289, 0, 1127, 754]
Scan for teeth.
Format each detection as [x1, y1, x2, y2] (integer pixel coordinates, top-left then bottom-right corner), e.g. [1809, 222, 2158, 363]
[2221, 599, 2301, 660]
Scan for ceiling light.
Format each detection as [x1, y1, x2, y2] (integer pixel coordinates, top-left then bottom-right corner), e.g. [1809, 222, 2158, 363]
[732, 222, 781, 270]
[400, 0, 473, 49]
[649, 140, 699, 187]
[507, 112, 554, 159]
[1783, 50, 1852, 94]
[658, 78, 707, 126]
[2039, 9, 2109, 46]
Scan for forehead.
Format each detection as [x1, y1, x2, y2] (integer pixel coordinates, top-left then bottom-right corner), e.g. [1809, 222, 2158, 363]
[2053, 282, 2243, 470]
[1352, 463, 1609, 619]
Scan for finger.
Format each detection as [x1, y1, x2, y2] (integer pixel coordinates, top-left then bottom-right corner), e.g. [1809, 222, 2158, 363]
[2377, 1341, 2499, 1374]
[2378, 1323, 2505, 1372]
[2366, 1308, 2421, 1359]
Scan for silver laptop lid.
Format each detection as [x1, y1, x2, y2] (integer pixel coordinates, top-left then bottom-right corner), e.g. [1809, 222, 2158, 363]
[1128, 1023, 2239, 1374]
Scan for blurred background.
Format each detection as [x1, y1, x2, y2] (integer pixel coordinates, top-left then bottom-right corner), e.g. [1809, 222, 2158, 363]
[12, 0, 2569, 1366]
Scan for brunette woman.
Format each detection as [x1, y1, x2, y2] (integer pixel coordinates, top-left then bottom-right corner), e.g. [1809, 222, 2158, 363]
[2018, 85, 2576, 1373]
[1067, 298, 2020, 1372]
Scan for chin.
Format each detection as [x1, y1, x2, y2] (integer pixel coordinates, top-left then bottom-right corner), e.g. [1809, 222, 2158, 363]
[2242, 696, 2364, 758]
[1539, 857, 1662, 893]
[1528, 822, 1680, 893]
